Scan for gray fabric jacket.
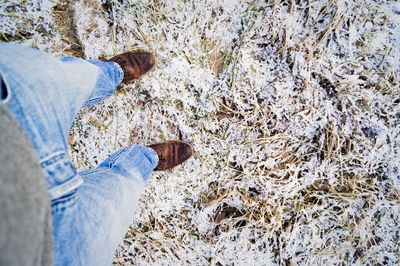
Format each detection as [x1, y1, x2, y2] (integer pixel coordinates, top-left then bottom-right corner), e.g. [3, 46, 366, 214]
[0, 102, 53, 265]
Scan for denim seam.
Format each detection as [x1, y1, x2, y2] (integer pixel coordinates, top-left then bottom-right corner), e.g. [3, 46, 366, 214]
[51, 192, 77, 213]
[40, 151, 83, 201]
[84, 94, 113, 106]
[51, 190, 77, 207]
[81, 146, 157, 181]
[140, 145, 159, 161]
[79, 167, 110, 177]
[108, 146, 134, 166]
[48, 174, 83, 201]
[39, 150, 67, 167]
[111, 61, 124, 85]
[136, 146, 158, 180]
[78, 148, 135, 177]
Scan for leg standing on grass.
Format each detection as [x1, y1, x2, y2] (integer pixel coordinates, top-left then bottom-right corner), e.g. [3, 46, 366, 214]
[0, 43, 193, 265]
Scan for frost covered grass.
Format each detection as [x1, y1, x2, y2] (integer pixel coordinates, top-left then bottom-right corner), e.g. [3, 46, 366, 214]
[2, 0, 400, 264]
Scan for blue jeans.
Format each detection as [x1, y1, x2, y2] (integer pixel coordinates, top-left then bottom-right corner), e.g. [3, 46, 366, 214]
[0, 43, 158, 265]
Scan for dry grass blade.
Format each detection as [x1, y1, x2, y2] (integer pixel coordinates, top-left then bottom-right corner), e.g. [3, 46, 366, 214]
[2, 0, 400, 264]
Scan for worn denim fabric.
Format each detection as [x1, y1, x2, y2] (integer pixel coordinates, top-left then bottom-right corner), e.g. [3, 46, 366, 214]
[0, 43, 158, 265]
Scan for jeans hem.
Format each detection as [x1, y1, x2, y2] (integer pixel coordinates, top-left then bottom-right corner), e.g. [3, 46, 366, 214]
[111, 62, 124, 85]
[136, 146, 159, 181]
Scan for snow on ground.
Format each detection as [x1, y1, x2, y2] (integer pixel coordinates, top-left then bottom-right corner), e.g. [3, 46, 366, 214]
[2, 0, 400, 264]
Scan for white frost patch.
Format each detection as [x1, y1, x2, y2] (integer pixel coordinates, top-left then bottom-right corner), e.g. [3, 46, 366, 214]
[3, 0, 400, 264]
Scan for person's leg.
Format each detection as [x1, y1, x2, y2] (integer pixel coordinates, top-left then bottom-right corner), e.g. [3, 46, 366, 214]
[0, 43, 147, 262]
[61, 56, 124, 108]
[0, 43, 164, 265]
[52, 146, 158, 265]
[0, 43, 124, 200]
[0, 43, 192, 265]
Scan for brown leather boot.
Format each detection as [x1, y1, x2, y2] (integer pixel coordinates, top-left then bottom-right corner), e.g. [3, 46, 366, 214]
[149, 140, 194, 171]
[108, 51, 156, 82]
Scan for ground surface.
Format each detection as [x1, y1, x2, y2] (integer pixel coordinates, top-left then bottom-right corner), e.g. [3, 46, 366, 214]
[2, 0, 400, 265]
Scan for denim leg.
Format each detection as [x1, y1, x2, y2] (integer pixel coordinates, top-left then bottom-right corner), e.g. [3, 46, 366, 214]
[0, 43, 123, 200]
[52, 146, 158, 266]
[61, 57, 124, 108]
[0, 43, 158, 265]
